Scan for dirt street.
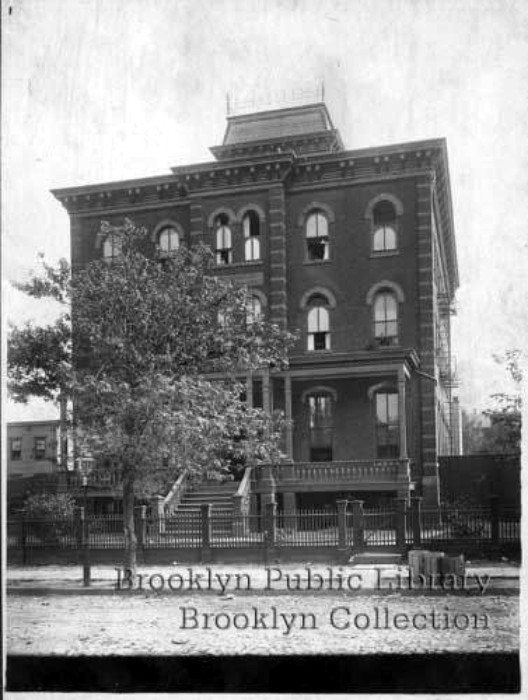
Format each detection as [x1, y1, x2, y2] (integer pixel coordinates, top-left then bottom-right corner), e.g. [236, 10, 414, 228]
[7, 591, 518, 655]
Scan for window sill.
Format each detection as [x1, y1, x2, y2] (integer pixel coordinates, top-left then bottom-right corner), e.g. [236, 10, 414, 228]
[370, 250, 399, 259]
[303, 259, 332, 266]
[213, 260, 262, 270]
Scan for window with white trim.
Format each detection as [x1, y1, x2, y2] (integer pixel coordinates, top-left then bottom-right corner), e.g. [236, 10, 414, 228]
[34, 437, 46, 460]
[243, 211, 260, 261]
[306, 211, 329, 261]
[375, 391, 399, 458]
[372, 200, 397, 252]
[103, 234, 122, 260]
[11, 438, 22, 460]
[307, 294, 331, 350]
[246, 295, 262, 325]
[373, 291, 399, 345]
[158, 226, 180, 255]
[215, 214, 232, 265]
[307, 392, 334, 461]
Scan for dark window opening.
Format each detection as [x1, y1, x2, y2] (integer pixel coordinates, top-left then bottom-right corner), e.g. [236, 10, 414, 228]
[375, 392, 399, 458]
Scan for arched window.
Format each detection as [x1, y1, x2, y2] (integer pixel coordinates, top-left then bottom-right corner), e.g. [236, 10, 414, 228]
[372, 200, 397, 252]
[375, 390, 399, 458]
[215, 214, 232, 265]
[103, 234, 122, 261]
[158, 226, 180, 255]
[306, 211, 329, 261]
[243, 211, 260, 261]
[246, 295, 262, 325]
[307, 293, 331, 350]
[307, 392, 334, 461]
[373, 291, 399, 345]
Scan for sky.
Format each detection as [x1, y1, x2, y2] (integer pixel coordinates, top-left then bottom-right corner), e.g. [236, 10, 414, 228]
[3, 0, 528, 421]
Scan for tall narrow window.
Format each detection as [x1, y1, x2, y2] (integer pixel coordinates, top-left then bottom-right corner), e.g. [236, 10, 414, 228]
[306, 211, 329, 261]
[372, 200, 397, 252]
[308, 393, 334, 461]
[243, 211, 260, 261]
[103, 234, 122, 260]
[375, 392, 399, 458]
[34, 437, 46, 460]
[307, 295, 330, 350]
[215, 214, 232, 265]
[158, 226, 180, 255]
[373, 291, 398, 344]
[10, 438, 22, 460]
[246, 295, 262, 325]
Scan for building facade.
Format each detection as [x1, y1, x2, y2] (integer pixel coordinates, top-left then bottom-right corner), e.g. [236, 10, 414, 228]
[53, 103, 459, 508]
[7, 421, 61, 478]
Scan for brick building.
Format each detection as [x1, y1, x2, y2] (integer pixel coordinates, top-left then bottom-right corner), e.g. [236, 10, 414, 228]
[53, 102, 459, 508]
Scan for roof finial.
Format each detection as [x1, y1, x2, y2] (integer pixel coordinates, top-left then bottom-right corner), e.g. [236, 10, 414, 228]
[321, 81, 325, 103]
[226, 93, 230, 116]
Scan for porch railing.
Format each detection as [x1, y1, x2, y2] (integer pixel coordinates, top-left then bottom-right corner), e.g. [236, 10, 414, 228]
[271, 459, 410, 484]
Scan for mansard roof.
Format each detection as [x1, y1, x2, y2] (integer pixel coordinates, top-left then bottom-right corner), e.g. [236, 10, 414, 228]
[223, 103, 336, 145]
[211, 103, 344, 159]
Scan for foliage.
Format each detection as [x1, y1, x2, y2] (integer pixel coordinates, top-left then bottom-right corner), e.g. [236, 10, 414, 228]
[462, 350, 522, 456]
[22, 492, 76, 519]
[21, 492, 77, 545]
[7, 317, 71, 402]
[9, 218, 295, 574]
[483, 350, 522, 455]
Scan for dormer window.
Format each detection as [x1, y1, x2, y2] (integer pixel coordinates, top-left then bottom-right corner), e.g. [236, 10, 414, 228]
[243, 211, 260, 261]
[215, 214, 232, 265]
[306, 211, 329, 261]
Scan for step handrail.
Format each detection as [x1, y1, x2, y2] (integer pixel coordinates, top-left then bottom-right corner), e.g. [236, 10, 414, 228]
[163, 469, 189, 515]
[233, 467, 252, 517]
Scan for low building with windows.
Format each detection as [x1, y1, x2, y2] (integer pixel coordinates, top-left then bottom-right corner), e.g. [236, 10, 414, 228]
[53, 102, 459, 509]
[7, 421, 61, 478]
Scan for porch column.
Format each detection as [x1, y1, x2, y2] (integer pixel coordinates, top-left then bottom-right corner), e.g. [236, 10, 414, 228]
[246, 375, 253, 408]
[398, 367, 408, 460]
[284, 373, 293, 458]
[262, 369, 271, 414]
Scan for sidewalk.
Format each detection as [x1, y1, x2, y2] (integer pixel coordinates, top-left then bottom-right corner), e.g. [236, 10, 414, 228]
[6, 561, 520, 595]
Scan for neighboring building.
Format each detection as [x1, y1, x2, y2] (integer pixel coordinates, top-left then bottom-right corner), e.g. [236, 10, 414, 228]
[7, 421, 61, 478]
[52, 102, 459, 508]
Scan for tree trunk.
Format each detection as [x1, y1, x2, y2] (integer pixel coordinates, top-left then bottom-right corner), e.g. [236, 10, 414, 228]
[122, 470, 137, 583]
[59, 391, 68, 471]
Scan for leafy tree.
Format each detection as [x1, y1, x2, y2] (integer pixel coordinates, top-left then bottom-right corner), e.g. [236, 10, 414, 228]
[9, 219, 294, 577]
[22, 492, 76, 519]
[483, 350, 522, 455]
[462, 351, 522, 456]
[8, 257, 72, 469]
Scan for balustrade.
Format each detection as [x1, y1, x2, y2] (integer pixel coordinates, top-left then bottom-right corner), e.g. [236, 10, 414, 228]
[265, 459, 409, 487]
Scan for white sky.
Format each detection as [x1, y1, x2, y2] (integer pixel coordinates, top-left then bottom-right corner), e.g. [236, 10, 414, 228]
[2, 0, 528, 421]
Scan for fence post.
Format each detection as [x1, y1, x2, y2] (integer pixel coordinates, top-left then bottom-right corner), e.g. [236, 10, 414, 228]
[21, 515, 27, 566]
[135, 505, 147, 562]
[351, 500, 364, 553]
[265, 501, 277, 548]
[489, 495, 500, 548]
[78, 506, 91, 587]
[396, 498, 407, 554]
[201, 503, 212, 562]
[337, 499, 348, 552]
[411, 496, 422, 548]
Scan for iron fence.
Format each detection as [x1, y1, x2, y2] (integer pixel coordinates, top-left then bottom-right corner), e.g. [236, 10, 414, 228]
[7, 503, 521, 556]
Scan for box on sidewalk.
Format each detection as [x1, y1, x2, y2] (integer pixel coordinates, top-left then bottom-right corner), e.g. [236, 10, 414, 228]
[408, 550, 465, 579]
